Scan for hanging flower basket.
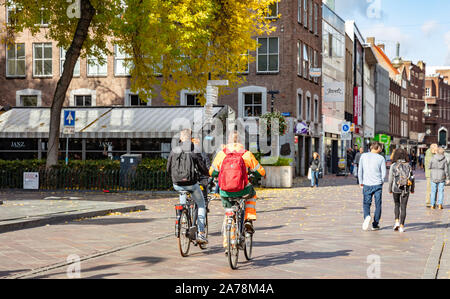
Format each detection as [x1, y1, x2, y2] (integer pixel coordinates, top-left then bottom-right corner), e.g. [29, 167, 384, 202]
[260, 111, 287, 136]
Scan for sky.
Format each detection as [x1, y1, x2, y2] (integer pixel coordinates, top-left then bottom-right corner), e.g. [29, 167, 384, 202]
[333, 0, 450, 73]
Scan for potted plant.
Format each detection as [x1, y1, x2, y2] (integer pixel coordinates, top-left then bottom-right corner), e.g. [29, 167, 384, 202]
[260, 157, 294, 188]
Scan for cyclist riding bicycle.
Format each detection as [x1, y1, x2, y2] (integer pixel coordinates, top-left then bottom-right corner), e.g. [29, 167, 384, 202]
[167, 129, 210, 244]
[209, 130, 266, 248]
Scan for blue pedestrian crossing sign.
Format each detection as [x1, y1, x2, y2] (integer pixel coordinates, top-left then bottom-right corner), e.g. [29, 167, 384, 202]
[64, 110, 75, 127]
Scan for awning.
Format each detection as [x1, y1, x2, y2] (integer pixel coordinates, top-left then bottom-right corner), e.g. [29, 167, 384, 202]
[0, 106, 226, 139]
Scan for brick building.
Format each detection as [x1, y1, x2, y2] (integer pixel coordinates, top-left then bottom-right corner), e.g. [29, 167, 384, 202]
[424, 74, 450, 147]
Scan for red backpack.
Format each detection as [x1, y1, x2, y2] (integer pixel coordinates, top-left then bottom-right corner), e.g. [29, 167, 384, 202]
[219, 148, 248, 192]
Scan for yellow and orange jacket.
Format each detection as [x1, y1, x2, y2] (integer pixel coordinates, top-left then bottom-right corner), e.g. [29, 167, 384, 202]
[209, 143, 266, 198]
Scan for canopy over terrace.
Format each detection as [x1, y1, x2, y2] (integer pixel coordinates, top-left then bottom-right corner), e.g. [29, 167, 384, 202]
[0, 106, 230, 160]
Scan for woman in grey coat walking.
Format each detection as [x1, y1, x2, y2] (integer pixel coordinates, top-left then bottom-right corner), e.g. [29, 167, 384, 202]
[429, 147, 449, 210]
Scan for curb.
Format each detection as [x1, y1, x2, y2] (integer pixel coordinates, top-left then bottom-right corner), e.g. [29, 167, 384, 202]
[0, 204, 146, 234]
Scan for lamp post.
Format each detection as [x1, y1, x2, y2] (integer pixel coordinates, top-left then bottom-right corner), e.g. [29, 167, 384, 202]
[423, 102, 432, 117]
[268, 90, 280, 113]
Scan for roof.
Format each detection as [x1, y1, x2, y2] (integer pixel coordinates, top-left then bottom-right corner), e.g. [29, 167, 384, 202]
[0, 106, 226, 139]
[372, 44, 399, 76]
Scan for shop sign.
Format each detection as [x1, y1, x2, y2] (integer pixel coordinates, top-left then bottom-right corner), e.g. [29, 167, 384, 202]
[324, 82, 345, 102]
[295, 122, 309, 135]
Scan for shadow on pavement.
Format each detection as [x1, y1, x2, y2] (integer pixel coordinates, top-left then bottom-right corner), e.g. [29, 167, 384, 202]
[253, 238, 303, 247]
[260, 206, 306, 213]
[243, 249, 352, 269]
[63, 217, 153, 226]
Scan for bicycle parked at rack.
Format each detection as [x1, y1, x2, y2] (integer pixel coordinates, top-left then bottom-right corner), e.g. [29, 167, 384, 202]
[224, 196, 253, 269]
[174, 190, 209, 256]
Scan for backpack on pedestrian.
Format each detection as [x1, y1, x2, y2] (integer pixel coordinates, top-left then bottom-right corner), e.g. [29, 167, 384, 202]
[218, 148, 248, 192]
[171, 150, 197, 185]
[393, 162, 413, 192]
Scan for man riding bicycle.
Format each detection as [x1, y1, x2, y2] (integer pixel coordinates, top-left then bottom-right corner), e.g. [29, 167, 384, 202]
[167, 129, 210, 244]
[209, 130, 266, 248]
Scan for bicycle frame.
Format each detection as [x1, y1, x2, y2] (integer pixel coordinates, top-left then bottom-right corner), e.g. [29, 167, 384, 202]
[225, 198, 246, 247]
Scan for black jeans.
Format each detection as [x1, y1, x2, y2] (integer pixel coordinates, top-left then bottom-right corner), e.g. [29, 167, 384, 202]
[393, 192, 409, 225]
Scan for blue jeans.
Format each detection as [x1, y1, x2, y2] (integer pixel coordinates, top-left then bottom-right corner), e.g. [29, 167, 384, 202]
[311, 171, 319, 187]
[430, 181, 445, 206]
[173, 184, 206, 233]
[363, 184, 383, 227]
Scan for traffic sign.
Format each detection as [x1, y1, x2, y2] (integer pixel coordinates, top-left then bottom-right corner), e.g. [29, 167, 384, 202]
[64, 110, 75, 127]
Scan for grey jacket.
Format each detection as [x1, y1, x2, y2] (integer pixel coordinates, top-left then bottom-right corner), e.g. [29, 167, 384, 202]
[429, 154, 449, 183]
[388, 161, 415, 194]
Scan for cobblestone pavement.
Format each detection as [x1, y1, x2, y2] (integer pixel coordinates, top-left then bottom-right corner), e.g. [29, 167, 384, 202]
[0, 169, 449, 279]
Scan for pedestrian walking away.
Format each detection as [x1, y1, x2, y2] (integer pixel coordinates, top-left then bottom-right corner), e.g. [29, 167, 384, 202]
[353, 147, 364, 184]
[358, 141, 387, 231]
[424, 144, 438, 208]
[309, 152, 322, 188]
[428, 147, 449, 210]
[388, 148, 415, 233]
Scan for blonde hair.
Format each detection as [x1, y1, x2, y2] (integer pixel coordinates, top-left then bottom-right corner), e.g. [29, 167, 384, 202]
[313, 152, 320, 159]
[437, 147, 445, 155]
[179, 129, 192, 142]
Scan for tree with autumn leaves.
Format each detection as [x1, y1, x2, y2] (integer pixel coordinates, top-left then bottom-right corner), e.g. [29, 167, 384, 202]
[3, 0, 278, 168]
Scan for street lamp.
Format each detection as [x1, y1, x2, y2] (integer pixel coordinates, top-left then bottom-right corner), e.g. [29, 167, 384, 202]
[268, 90, 279, 113]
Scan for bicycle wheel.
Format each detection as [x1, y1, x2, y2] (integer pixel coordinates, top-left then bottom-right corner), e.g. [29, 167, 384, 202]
[244, 232, 253, 260]
[178, 209, 191, 257]
[227, 218, 239, 269]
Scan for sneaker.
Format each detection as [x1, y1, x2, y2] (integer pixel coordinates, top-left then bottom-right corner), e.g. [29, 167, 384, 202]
[197, 233, 208, 244]
[393, 221, 400, 231]
[438, 205, 444, 210]
[399, 226, 405, 233]
[431, 205, 436, 210]
[245, 221, 255, 234]
[371, 225, 381, 231]
[362, 216, 371, 231]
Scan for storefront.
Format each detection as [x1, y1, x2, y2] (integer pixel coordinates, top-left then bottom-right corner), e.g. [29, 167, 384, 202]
[0, 106, 230, 160]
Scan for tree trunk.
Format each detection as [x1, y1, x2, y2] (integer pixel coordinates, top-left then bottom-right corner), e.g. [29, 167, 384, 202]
[46, 0, 95, 169]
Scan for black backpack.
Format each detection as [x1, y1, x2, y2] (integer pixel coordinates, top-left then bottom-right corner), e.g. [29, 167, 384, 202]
[171, 150, 197, 185]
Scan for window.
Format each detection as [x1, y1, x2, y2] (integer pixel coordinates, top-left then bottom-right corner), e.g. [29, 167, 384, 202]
[33, 43, 52, 77]
[306, 95, 311, 121]
[297, 41, 302, 76]
[297, 92, 303, 119]
[425, 88, 430, 97]
[267, 1, 278, 18]
[20, 95, 38, 107]
[75, 95, 92, 107]
[6, 3, 21, 25]
[87, 49, 108, 76]
[6, 43, 25, 77]
[303, 0, 308, 28]
[60, 48, 80, 77]
[130, 94, 147, 106]
[308, 0, 313, 31]
[114, 45, 131, 76]
[314, 96, 319, 122]
[38, 7, 49, 26]
[303, 44, 309, 79]
[257, 37, 279, 73]
[314, 2, 318, 35]
[186, 94, 202, 106]
[244, 93, 263, 117]
[313, 49, 318, 83]
[298, 0, 302, 23]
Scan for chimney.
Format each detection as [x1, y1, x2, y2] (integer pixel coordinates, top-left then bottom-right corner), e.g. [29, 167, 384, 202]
[396, 42, 400, 57]
[377, 44, 385, 52]
[366, 37, 375, 45]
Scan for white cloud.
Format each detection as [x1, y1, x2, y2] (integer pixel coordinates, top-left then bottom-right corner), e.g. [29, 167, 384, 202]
[421, 20, 439, 37]
[363, 24, 412, 58]
[445, 31, 450, 65]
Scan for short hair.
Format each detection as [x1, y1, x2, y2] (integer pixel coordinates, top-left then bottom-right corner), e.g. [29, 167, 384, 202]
[392, 148, 408, 163]
[228, 130, 240, 144]
[370, 141, 382, 152]
[437, 147, 445, 155]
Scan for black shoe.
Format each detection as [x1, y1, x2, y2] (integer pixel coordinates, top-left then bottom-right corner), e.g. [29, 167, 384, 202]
[371, 225, 381, 231]
[245, 221, 255, 234]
